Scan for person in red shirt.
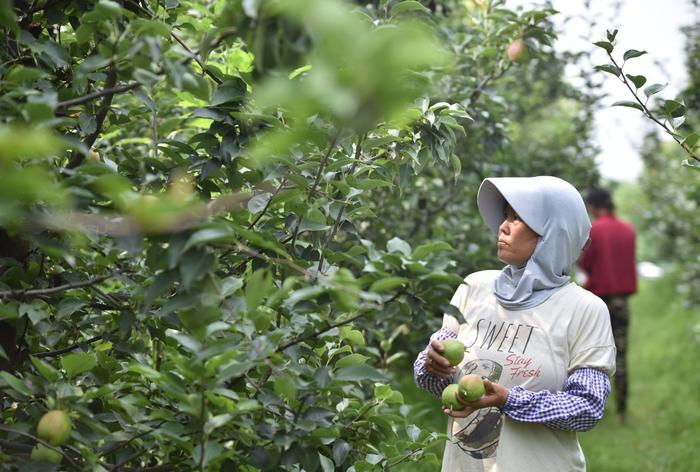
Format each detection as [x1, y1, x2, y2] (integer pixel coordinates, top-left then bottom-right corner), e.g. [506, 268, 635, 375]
[579, 187, 636, 424]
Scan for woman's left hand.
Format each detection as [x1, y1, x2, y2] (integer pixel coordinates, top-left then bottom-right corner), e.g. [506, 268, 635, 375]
[443, 379, 509, 418]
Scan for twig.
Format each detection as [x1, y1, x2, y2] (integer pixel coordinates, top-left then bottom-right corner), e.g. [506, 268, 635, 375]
[98, 421, 167, 457]
[277, 311, 368, 352]
[57, 83, 142, 109]
[66, 63, 119, 169]
[466, 61, 513, 108]
[285, 131, 342, 248]
[33, 328, 119, 358]
[198, 393, 206, 472]
[607, 52, 700, 165]
[248, 177, 288, 230]
[385, 447, 425, 469]
[317, 134, 365, 274]
[171, 32, 222, 85]
[0, 274, 111, 299]
[0, 424, 81, 469]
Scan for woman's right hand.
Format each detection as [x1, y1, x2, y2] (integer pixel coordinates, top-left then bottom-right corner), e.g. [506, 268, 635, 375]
[425, 340, 458, 378]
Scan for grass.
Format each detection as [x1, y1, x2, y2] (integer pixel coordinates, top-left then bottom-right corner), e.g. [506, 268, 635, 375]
[392, 273, 700, 471]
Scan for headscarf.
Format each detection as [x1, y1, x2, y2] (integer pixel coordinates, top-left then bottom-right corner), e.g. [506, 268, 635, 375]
[476, 176, 591, 310]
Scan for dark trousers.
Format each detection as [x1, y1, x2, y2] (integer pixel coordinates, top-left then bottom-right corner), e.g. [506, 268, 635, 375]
[602, 295, 629, 415]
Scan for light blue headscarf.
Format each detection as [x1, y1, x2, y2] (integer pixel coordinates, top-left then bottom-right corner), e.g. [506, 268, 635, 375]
[476, 176, 591, 310]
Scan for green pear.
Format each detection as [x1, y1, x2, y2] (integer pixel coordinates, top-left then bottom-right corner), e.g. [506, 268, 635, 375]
[441, 384, 465, 410]
[441, 339, 465, 366]
[458, 374, 485, 402]
[37, 410, 72, 446]
[31, 444, 62, 463]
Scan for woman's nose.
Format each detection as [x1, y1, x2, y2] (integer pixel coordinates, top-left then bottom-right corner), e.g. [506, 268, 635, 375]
[499, 220, 510, 235]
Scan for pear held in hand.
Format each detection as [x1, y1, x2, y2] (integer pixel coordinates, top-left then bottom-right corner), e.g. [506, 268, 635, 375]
[441, 339, 466, 366]
[37, 410, 72, 446]
[442, 384, 465, 410]
[458, 374, 486, 402]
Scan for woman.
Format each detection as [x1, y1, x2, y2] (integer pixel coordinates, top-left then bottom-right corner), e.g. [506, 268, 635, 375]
[414, 176, 615, 471]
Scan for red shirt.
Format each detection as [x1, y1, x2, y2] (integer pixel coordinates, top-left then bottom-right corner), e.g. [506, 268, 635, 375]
[579, 214, 637, 296]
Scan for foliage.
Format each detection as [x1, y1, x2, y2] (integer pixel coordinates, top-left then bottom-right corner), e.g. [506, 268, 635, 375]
[595, 25, 700, 307]
[0, 0, 599, 470]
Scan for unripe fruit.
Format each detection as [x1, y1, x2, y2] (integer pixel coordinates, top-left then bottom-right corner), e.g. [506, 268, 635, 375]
[441, 339, 466, 366]
[441, 384, 465, 410]
[458, 374, 485, 402]
[30, 444, 62, 463]
[37, 410, 72, 446]
[507, 38, 530, 63]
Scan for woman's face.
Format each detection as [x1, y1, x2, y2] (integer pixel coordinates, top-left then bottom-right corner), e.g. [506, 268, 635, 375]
[497, 205, 540, 267]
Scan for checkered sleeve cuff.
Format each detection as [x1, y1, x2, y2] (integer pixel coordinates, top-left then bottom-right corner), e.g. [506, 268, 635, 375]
[413, 328, 457, 397]
[502, 368, 611, 432]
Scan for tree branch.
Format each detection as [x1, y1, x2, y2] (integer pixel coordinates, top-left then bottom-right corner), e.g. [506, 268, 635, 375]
[57, 82, 142, 109]
[0, 274, 111, 299]
[0, 425, 81, 469]
[277, 311, 368, 352]
[66, 64, 119, 169]
[33, 328, 119, 358]
[608, 52, 700, 165]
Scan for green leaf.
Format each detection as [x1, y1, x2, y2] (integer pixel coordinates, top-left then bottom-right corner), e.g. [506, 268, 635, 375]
[289, 64, 312, 79]
[681, 132, 700, 148]
[594, 64, 621, 77]
[166, 329, 202, 353]
[387, 237, 411, 257]
[335, 364, 386, 382]
[335, 353, 369, 369]
[94, 0, 123, 19]
[319, 452, 335, 472]
[211, 78, 247, 106]
[623, 49, 647, 61]
[0, 371, 32, 397]
[413, 241, 452, 260]
[370, 277, 408, 292]
[184, 225, 234, 251]
[19, 299, 50, 324]
[192, 441, 224, 467]
[274, 375, 297, 403]
[644, 83, 667, 97]
[30, 356, 60, 382]
[593, 41, 613, 54]
[0, 0, 18, 33]
[607, 29, 618, 42]
[611, 101, 644, 111]
[179, 249, 215, 289]
[681, 159, 700, 171]
[0, 302, 19, 320]
[132, 18, 171, 37]
[61, 353, 97, 379]
[664, 100, 686, 117]
[625, 74, 646, 89]
[341, 328, 365, 346]
[391, 1, 431, 16]
[245, 269, 274, 312]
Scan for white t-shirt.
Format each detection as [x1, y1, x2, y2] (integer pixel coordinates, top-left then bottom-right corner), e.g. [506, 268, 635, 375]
[441, 270, 616, 472]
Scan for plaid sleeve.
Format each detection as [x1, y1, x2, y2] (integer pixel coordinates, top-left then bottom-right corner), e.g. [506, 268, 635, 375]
[413, 328, 457, 397]
[501, 368, 610, 432]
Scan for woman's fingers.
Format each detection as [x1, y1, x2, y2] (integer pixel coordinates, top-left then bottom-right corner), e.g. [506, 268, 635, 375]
[443, 406, 475, 418]
[426, 348, 455, 378]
